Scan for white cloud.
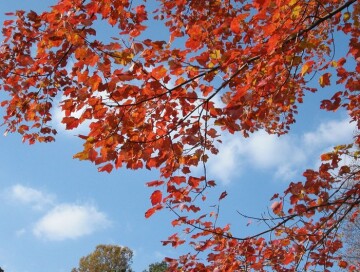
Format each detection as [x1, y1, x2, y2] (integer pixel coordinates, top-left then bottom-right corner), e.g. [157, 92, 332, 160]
[207, 117, 355, 184]
[274, 164, 299, 181]
[246, 131, 306, 169]
[3, 184, 111, 241]
[207, 132, 306, 183]
[303, 118, 356, 148]
[208, 137, 244, 184]
[9, 184, 55, 210]
[33, 203, 110, 241]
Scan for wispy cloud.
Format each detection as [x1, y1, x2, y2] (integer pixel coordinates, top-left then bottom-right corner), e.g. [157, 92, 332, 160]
[206, 117, 356, 184]
[33, 203, 110, 241]
[8, 184, 55, 210]
[303, 118, 356, 148]
[3, 184, 111, 241]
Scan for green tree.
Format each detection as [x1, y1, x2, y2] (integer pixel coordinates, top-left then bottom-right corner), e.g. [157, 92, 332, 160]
[143, 261, 168, 272]
[72, 244, 133, 272]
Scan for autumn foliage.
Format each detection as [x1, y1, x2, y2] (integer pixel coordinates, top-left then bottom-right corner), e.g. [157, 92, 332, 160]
[72, 244, 133, 272]
[1, 0, 359, 271]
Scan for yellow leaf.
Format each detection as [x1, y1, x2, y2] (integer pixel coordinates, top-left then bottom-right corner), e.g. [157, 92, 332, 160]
[319, 73, 331, 87]
[343, 12, 350, 22]
[301, 61, 314, 76]
[210, 49, 221, 60]
[87, 136, 95, 143]
[73, 151, 88, 160]
[301, 63, 309, 76]
[113, 51, 134, 65]
[292, 5, 301, 18]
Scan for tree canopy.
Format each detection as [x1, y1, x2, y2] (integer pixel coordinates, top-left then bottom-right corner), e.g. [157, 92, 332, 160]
[0, 0, 359, 271]
[143, 261, 168, 272]
[71, 244, 133, 272]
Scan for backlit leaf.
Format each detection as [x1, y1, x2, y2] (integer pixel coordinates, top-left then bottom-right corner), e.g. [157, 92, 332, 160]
[271, 201, 283, 215]
[319, 73, 331, 87]
[219, 191, 228, 200]
[150, 190, 162, 205]
[98, 163, 113, 173]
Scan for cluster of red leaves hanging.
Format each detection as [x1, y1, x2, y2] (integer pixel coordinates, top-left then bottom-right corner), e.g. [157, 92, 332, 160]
[0, 0, 359, 271]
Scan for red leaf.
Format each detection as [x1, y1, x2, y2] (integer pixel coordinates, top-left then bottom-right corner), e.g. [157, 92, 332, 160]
[98, 163, 113, 173]
[230, 18, 241, 34]
[188, 176, 201, 188]
[338, 260, 348, 268]
[145, 204, 162, 218]
[151, 65, 167, 79]
[230, 13, 249, 34]
[146, 180, 164, 187]
[131, 42, 144, 54]
[219, 191, 228, 200]
[150, 190, 162, 205]
[171, 176, 186, 185]
[319, 73, 331, 87]
[89, 74, 102, 91]
[320, 152, 332, 161]
[283, 252, 294, 265]
[301, 60, 315, 76]
[270, 193, 279, 200]
[271, 201, 283, 215]
[145, 207, 156, 218]
[62, 117, 79, 130]
[0, 100, 8, 107]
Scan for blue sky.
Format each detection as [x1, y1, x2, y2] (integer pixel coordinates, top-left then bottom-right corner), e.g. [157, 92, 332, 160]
[0, 1, 357, 272]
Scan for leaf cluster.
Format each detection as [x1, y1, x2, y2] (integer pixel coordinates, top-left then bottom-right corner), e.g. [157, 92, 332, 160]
[1, 0, 359, 271]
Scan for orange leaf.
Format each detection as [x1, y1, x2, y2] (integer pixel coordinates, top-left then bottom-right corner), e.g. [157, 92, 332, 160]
[301, 61, 315, 76]
[171, 176, 186, 185]
[271, 201, 283, 215]
[150, 190, 162, 205]
[89, 74, 102, 91]
[283, 252, 294, 265]
[146, 180, 165, 187]
[230, 18, 241, 34]
[145, 207, 157, 218]
[145, 204, 162, 218]
[62, 117, 79, 130]
[230, 13, 249, 34]
[151, 65, 167, 79]
[98, 163, 113, 173]
[338, 260, 348, 268]
[131, 42, 144, 54]
[320, 152, 332, 161]
[319, 73, 331, 87]
[188, 176, 201, 188]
